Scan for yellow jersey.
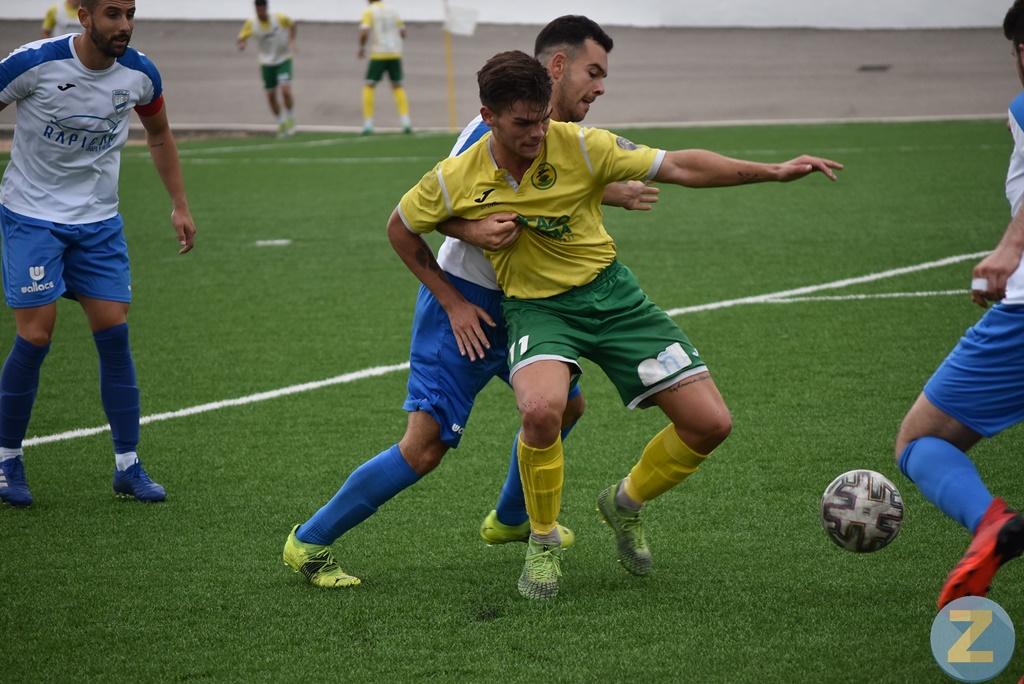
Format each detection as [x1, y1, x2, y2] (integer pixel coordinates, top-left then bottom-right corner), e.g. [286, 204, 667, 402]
[398, 121, 665, 299]
[238, 13, 294, 66]
[360, 3, 404, 60]
[42, 2, 80, 35]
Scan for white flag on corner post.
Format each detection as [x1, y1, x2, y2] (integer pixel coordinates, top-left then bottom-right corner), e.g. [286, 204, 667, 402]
[445, 4, 479, 36]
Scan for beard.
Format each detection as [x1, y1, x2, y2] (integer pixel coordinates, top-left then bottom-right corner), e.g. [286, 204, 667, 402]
[553, 84, 586, 124]
[89, 25, 131, 58]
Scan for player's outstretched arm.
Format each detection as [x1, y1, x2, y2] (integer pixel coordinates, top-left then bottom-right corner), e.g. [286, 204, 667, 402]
[654, 149, 842, 188]
[387, 209, 497, 361]
[436, 213, 521, 251]
[237, 21, 251, 51]
[971, 203, 1024, 307]
[602, 180, 659, 211]
[139, 104, 196, 254]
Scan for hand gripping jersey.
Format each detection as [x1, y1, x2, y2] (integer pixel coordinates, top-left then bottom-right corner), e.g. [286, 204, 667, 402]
[399, 121, 665, 300]
[0, 35, 163, 224]
[1003, 92, 1024, 305]
[239, 13, 294, 67]
[360, 2, 404, 60]
[435, 114, 499, 290]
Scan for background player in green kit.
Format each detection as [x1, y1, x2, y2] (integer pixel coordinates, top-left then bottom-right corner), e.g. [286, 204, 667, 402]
[390, 50, 843, 599]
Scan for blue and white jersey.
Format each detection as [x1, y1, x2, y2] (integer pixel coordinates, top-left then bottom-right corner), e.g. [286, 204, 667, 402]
[435, 114, 500, 290]
[0, 35, 162, 224]
[1004, 92, 1024, 305]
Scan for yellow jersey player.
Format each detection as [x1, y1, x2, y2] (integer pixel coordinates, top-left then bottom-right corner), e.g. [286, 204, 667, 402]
[42, 0, 81, 38]
[390, 50, 841, 599]
[358, 0, 411, 134]
[237, 0, 297, 137]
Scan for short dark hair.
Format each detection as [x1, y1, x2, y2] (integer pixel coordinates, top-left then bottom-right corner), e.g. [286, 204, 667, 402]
[255, 0, 268, 6]
[534, 15, 613, 63]
[477, 51, 553, 115]
[1007, 0, 1024, 46]
[80, 0, 100, 11]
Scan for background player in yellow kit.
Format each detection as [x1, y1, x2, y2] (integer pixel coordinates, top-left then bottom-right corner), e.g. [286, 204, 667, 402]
[358, 0, 412, 134]
[238, 0, 297, 137]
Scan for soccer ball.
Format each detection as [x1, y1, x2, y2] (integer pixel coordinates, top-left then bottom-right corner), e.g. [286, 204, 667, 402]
[820, 469, 904, 553]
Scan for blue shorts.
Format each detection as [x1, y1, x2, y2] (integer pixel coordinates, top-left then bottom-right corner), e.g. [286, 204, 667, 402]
[0, 205, 131, 308]
[404, 273, 580, 448]
[924, 304, 1024, 437]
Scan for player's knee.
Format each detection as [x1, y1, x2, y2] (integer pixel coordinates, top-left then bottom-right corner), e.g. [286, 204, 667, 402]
[17, 329, 52, 347]
[520, 402, 563, 444]
[706, 416, 733, 451]
[399, 439, 448, 476]
[686, 414, 732, 455]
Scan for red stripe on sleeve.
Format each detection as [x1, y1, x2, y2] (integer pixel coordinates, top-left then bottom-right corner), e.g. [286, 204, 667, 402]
[134, 94, 164, 118]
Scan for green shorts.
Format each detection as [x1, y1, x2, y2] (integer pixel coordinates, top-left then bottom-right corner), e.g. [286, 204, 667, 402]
[261, 59, 293, 90]
[365, 58, 403, 84]
[502, 260, 708, 409]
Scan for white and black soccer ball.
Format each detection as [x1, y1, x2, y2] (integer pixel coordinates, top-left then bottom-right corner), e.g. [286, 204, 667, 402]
[820, 469, 904, 553]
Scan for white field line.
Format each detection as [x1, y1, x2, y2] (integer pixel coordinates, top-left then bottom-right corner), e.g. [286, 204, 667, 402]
[174, 156, 439, 165]
[23, 362, 409, 447]
[663, 251, 988, 316]
[125, 143, 1010, 165]
[23, 252, 988, 447]
[759, 290, 965, 303]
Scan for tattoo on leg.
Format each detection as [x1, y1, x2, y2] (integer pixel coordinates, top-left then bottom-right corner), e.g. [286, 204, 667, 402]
[666, 374, 710, 393]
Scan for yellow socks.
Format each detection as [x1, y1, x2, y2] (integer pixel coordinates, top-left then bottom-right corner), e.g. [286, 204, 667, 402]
[516, 434, 563, 535]
[393, 86, 409, 116]
[624, 424, 711, 504]
[362, 85, 375, 120]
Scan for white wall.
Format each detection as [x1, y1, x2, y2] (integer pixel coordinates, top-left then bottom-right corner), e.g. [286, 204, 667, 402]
[3, 0, 1011, 29]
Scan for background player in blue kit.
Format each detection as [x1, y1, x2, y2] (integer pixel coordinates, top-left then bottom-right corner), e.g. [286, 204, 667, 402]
[894, 0, 1024, 610]
[283, 16, 658, 587]
[0, 0, 197, 507]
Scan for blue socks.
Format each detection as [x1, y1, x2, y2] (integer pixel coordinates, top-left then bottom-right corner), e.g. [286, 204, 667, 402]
[494, 421, 578, 527]
[0, 336, 50, 449]
[297, 444, 422, 545]
[93, 323, 140, 454]
[1, 326, 139, 455]
[898, 436, 993, 533]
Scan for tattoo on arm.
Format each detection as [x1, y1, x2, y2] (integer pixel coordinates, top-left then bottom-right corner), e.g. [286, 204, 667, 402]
[414, 244, 447, 279]
[737, 171, 759, 184]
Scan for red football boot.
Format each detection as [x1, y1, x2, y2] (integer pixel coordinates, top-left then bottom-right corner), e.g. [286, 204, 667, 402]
[938, 497, 1024, 609]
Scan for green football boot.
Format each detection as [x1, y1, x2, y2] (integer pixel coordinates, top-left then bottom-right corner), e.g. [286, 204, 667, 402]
[596, 485, 653, 576]
[283, 525, 361, 588]
[479, 509, 576, 548]
[517, 537, 563, 600]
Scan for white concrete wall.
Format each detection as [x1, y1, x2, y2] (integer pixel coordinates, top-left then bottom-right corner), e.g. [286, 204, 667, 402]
[3, 0, 1011, 29]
